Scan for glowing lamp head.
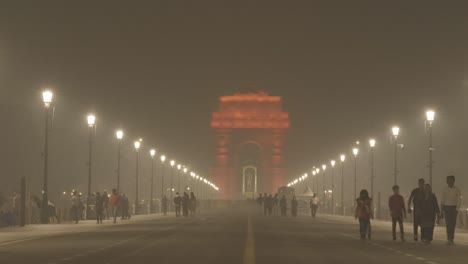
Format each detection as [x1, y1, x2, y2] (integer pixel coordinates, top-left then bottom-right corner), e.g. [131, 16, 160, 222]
[312, 171, 316, 176]
[392, 126, 400, 137]
[87, 115, 96, 127]
[369, 139, 376, 148]
[116, 130, 124, 140]
[330, 160, 336, 167]
[177, 164, 182, 170]
[134, 141, 141, 150]
[160, 155, 166, 163]
[183, 168, 188, 173]
[150, 149, 156, 157]
[426, 110, 435, 123]
[322, 164, 327, 170]
[353, 148, 359, 157]
[170, 160, 175, 167]
[340, 154, 346, 162]
[42, 90, 53, 107]
[316, 168, 320, 174]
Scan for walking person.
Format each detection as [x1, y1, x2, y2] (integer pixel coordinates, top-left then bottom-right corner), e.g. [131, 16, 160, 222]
[189, 192, 197, 217]
[95, 192, 104, 224]
[420, 184, 440, 244]
[121, 194, 131, 220]
[70, 191, 80, 224]
[389, 185, 406, 241]
[174, 193, 182, 217]
[266, 194, 274, 216]
[182, 192, 190, 218]
[291, 196, 298, 217]
[355, 189, 373, 240]
[257, 193, 264, 215]
[102, 191, 109, 220]
[161, 195, 168, 215]
[310, 194, 319, 219]
[440, 175, 462, 245]
[273, 194, 279, 215]
[110, 189, 120, 224]
[408, 178, 426, 242]
[280, 195, 287, 217]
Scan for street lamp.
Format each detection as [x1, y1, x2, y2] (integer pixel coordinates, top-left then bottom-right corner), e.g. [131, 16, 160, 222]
[369, 139, 376, 199]
[170, 160, 176, 210]
[116, 130, 124, 192]
[160, 155, 166, 200]
[392, 126, 400, 185]
[426, 110, 435, 185]
[177, 164, 182, 193]
[134, 140, 141, 214]
[330, 160, 336, 214]
[183, 167, 188, 191]
[321, 164, 327, 206]
[41, 90, 53, 224]
[150, 149, 156, 214]
[340, 154, 346, 215]
[352, 147, 359, 203]
[86, 114, 96, 220]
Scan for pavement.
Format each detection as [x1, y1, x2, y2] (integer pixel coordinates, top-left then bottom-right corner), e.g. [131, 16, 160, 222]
[0, 207, 467, 264]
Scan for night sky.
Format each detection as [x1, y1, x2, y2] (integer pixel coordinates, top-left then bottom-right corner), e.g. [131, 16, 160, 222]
[1, 1, 467, 202]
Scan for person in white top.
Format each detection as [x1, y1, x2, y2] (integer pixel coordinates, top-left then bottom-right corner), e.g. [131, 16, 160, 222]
[440, 175, 462, 245]
[310, 194, 319, 219]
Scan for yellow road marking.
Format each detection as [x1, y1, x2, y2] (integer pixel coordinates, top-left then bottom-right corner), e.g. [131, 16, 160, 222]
[243, 217, 255, 264]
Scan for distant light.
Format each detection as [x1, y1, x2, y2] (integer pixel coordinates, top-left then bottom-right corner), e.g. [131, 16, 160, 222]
[330, 160, 336, 167]
[340, 154, 346, 162]
[183, 168, 188, 173]
[316, 168, 320, 174]
[177, 164, 182, 170]
[170, 160, 176, 167]
[42, 90, 53, 107]
[116, 130, 124, 140]
[392, 126, 400, 137]
[87, 115, 96, 126]
[150, 149, 156, 157]
[63, 191, 66, 195]
[353, 148, 359, 156]
[134, 141, 141, 150]
[160, 155, 166, 163]
[369, 139, 376, 148]
[312, 171, 316, 176]
[426, 110, 435, 123]
[356, 141, 360, 145]
[322, 164, 327, 170]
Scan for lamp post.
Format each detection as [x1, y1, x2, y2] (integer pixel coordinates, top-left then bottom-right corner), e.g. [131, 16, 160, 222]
[352, 148, 359, 204]
[116, 130, 124, 192]
[134, 140, 141, 215]
[315, 168, 320, 195]
[177, 164, 182, 193]
[86, 114, 96, 220]
[330, 160, 336, 214]
[340, 154, 346, 215]
[369, 139, 376, 198]
[160, 155, 166, 199]
[321, 164, 327, 211]
[183, 167, 188, 191]
[150, 149, 156, 214]
[392, 126, 400, 185]
[426, 110, 435, 185]
[170, 160, 175, 210]
[41, 90, 53, 224]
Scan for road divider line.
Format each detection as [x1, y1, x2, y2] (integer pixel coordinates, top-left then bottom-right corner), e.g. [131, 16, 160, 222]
[243, 217, 255, 264]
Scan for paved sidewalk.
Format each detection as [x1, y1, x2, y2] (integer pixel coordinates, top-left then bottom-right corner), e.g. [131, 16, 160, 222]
[0, 213, 166, 245]
[318, 214, 468, 246]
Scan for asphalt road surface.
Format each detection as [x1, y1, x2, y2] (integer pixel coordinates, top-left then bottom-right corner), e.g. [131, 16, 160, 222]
[0, 208, 466, 264]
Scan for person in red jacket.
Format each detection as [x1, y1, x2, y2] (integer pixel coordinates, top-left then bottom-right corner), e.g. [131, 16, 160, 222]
[389, 185, 407, 241]
[110, 189, 120, 224]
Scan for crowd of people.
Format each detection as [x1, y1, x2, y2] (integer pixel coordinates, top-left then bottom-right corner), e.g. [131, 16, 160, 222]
[256, 193, 300, 217]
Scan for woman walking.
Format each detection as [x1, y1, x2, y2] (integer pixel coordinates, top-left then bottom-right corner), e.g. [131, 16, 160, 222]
[420, 184, 440, 244]
[355, 189, 373, 240]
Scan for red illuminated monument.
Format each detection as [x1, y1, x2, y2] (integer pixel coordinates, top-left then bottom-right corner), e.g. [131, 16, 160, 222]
[210, 89, 290, 199]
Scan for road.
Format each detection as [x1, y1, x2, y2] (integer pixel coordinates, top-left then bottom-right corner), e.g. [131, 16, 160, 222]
[0, 207, 466, 264]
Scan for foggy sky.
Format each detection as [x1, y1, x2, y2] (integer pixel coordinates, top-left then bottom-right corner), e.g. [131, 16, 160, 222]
[1, 1, 467, 203]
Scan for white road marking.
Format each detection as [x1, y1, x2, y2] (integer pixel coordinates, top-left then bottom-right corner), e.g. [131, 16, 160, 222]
[416, 257, 426, 261]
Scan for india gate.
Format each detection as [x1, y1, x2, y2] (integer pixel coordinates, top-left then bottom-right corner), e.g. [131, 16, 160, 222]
[210, 89, 290, 200]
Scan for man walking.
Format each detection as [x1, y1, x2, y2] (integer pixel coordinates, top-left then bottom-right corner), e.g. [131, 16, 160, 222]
[310, 194, 319, 219]
[110, 189, 120, 224]
[95, 192, 104, 224]
[280, 195, 287, 217]
[408, 178, 425, 242]
[71, 191, 80, 224]
[174, 193, 182, 217]
[441, 175, 462, 245]
[389, 185, 406, 241]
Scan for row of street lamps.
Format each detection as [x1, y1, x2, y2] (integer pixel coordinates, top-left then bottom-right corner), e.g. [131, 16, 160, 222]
[40, 90, 219, 223]
[287, 110, 436, 212]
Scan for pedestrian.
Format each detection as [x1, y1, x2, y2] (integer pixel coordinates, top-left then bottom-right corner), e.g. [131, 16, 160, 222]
[440, 175, 462, 246]
[257, 193, 264, 214]
[189, 192, 197, 217]
[310, 194, 319, 219]
[110, 189, 120, 224]
[174, 193, 182, 217]
[263, 193, 268, 215]
[182, 192, 190, 217]
[267, 194, 274, 215]
[121, 194, 131, 220]
[95, 192, 104, 224]
[408, 178, 425, 242]
[162, 195, 168, 215]
[291, 196, 298, 217]
[70, 191, 80, 224]
[48, 200, 58, 224]
[280, 195, 287, 217]
[420, 184, 440, 244]
[388, 185, 406, 241]
[102, 191, 109, 220]
[273, 194, 279, 215]
[355, 189, 373, 240]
